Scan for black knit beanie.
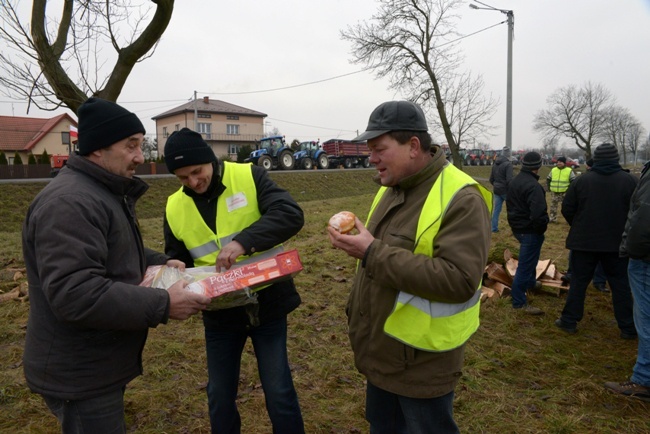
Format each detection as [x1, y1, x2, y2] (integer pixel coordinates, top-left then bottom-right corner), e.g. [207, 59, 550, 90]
[521, 151, 542, 171]
[557, 156, 566, 163]
[77, 98, 145, 155]
[593, 143, 619, 161]
[164, 128, 217, 173]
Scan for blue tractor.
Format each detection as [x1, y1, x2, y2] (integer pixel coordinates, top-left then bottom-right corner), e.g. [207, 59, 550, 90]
[293, 140, 329, 170]
[245, 135, 295, 171]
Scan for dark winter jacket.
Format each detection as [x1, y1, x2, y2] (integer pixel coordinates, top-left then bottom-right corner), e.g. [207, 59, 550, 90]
[506, 169, 549, 234]
[22, 154, 171, 400]
[164, 161, 304, 330]
[489, 155, 513, 196]
[562, 161, 637, 252]
[348, 148, 491, 399]
[621, 161, 650, 260]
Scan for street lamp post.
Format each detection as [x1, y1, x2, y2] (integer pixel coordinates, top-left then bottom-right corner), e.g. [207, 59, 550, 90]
[470, 1, 514, 151]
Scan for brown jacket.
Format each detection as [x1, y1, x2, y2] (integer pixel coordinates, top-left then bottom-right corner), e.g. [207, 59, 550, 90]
[347, 147, 491, 398]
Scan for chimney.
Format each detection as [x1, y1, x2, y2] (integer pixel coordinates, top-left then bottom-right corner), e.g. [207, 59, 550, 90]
[203, 96, 209, 104]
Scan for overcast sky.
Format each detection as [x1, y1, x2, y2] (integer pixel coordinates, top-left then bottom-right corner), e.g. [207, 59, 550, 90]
[1, 0, 649, 153]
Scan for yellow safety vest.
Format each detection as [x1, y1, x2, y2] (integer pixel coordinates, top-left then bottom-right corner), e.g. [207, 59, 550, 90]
[166, 161, 282, 268]
[366, 163, 492, 352]
[549, 167, 572, 193]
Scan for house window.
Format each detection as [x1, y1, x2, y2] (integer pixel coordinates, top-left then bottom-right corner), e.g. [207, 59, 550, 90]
[175, 124, 180, 132]
[227, 115, 239, 120]
[163, 127, 168, 138]
[228, 144, 240, 154]
[197, 122, 212, 139]
[227, 124, 239, 135]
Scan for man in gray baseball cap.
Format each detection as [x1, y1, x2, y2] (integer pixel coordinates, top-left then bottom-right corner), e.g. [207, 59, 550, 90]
[329, 100, 492, 433]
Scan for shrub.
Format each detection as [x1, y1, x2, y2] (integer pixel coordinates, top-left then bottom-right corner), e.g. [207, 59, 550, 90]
[28, 153, 37, 164]
[39, 149, 50, 164]
[0, 152, 7, 165]
[13, 152, 23, 165]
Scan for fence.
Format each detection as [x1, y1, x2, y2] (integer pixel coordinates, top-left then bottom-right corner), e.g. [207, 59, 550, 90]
[0, 163, 170, 179]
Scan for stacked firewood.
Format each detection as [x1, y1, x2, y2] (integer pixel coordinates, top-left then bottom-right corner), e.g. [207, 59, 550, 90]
[481, 249, 569, 302]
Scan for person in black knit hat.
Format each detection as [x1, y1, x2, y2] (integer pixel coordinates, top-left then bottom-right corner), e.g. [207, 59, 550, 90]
[163, 128, 306, 433]
[22, 98, 210, 433]
[506, 151, 549, 315]
[556, 143, 638, 338]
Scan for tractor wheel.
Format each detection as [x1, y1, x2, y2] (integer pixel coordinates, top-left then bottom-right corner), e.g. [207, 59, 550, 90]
[362, 157, 371, 168]
[343, 158, 353, 169]
[465, 156, 472, 167]
[279, 151, 295, 170]
[317, 154, 329, 170]
[302, 158, 313, 170]
[258, 155, 272, 171]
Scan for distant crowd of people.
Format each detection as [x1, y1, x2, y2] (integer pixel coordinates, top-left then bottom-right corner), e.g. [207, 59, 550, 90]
[490, 143, 649, 403]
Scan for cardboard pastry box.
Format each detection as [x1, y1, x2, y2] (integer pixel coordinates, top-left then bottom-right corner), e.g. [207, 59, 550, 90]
[185, 249, 303, 298]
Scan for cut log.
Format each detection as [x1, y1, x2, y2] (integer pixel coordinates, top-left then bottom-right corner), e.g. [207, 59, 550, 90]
[485, 262, 513, 286]
[535, 259, 552, 280]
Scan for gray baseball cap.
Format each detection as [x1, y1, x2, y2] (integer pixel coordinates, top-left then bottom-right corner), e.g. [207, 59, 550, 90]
[353, 100, 428, 142]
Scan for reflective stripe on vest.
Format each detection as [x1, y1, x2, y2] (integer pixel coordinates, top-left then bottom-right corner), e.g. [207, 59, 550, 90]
[366, 162, 492, 352]
[166, 162, 282, 268]
[549, 167, 572, 193]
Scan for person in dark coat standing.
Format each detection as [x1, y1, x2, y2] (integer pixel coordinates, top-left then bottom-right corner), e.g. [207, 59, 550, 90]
[555, 143, 638, 338]
[22, 98, 211, 433]
[506, 151, 549, 315]
[489, 147, 513, 232]
[604, 160, 650, 401]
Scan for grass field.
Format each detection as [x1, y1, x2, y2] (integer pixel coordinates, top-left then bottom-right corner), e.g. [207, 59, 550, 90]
[0, 165, 648, 433]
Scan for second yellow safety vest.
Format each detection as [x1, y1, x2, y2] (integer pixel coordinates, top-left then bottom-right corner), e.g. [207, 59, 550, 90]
[366, 162, 492, 352]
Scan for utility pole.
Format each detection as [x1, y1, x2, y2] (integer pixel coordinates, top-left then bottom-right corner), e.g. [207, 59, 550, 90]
[470, 1, 514, 151]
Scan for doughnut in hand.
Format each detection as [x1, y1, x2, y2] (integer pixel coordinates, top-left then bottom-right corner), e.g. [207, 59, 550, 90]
[329, 211, 356, 234]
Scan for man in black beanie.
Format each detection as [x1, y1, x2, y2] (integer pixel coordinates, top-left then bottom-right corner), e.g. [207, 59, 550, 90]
[506, 151, 549, 315]
[163, 127, 306, 433]
[555, 143, 638, 338]
[22, 99, 211, 433]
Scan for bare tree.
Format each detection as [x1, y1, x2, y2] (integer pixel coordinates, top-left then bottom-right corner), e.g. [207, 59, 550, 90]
[425, 71, 498, 151]
[0, 0, 174, 113]
[533, 82, 613, 160]
[600, 106, 643, 165]
[341, 0, 497, 168]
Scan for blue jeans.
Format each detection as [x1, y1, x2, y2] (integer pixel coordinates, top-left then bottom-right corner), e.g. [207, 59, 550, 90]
[559, 251, 635, 334]
[42, 387, 126, 434]
[629, 259, 650, 386]
[204, 317, 304, 434]
[365, 382, 458, 434]
[511, 233, 545, 308]
[491, 194, 506, 232]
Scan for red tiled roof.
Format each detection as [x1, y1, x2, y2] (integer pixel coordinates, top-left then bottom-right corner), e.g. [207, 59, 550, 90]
[0, 113, 77, 152]
[152, 98, 267, 120]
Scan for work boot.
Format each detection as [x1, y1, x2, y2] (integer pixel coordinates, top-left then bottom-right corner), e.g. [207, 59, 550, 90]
[515, 305, 544, 315]
[554, 318, 577, 334]
[603, 381, 650, 402]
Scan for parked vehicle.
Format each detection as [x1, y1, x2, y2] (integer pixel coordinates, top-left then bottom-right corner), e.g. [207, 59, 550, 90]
[50, 154, 69, 177]
[321, 139, 371, 169]
[484, 150, 498, 165]
[244, 135, 295, 171]
[550, 155, 580, 169]
[293, 140, 329, 170]
[465, 148, 487, 166]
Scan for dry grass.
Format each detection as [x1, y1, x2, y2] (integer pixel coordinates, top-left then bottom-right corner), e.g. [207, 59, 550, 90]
[1, 166, 648, 433]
